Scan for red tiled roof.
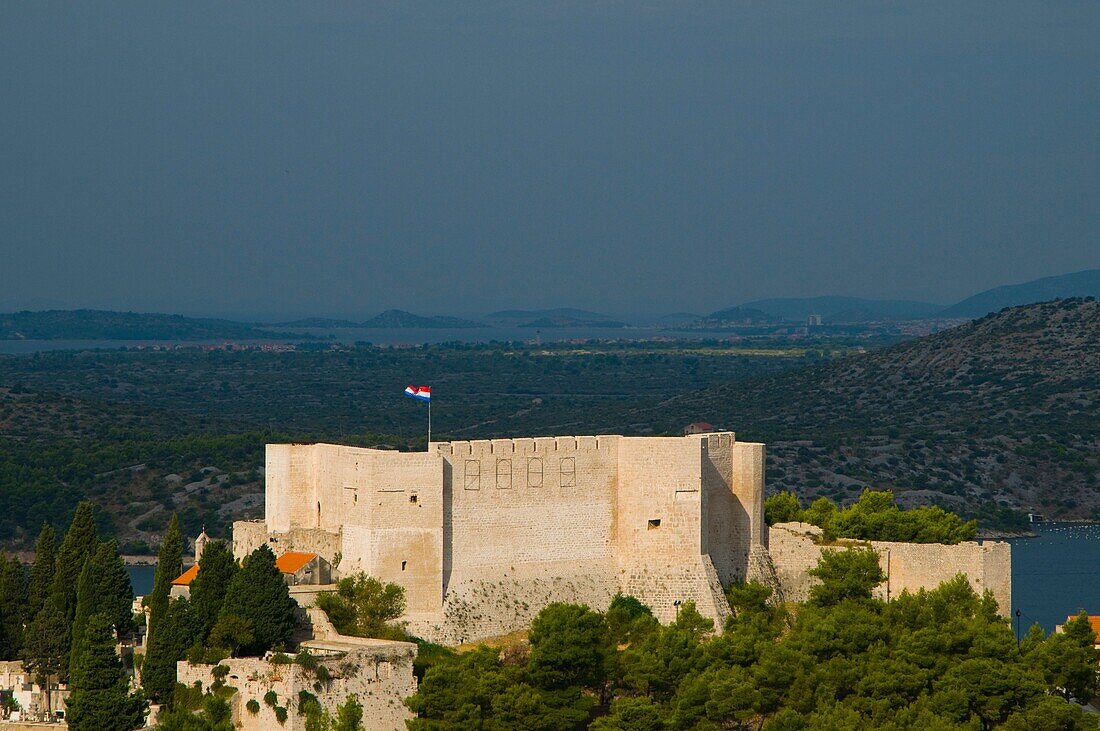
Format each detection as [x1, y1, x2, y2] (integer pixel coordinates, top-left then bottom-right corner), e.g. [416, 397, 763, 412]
[1065, 615, 1100, 636]
[171, 565, 199, 586]
[275, 551, 317, 574]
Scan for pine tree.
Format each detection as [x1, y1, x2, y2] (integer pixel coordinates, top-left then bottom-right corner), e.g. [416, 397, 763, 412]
[47, 501, 99, 678]
[70, 541, 135, 680]
[219, 546, 297, 656]
[140, 597, 196, 704]
[27, 523, 56, 618]
[67, 612, 146, 731]
[189, 540, 237, 643]
[0, 553, 27, 659]
[147, 514, 183, 633]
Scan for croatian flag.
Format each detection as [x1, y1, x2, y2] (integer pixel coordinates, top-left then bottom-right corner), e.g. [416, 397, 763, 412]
[404, 385, 431, 402]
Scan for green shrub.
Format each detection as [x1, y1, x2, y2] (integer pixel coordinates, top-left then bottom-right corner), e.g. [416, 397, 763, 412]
[246, 698, 260, 714]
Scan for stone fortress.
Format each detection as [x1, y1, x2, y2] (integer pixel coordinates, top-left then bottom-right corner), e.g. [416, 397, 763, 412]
[232, 430, 1012, 645]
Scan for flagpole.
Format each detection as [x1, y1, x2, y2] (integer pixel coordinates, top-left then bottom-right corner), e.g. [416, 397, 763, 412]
[427, 399, 431, 449]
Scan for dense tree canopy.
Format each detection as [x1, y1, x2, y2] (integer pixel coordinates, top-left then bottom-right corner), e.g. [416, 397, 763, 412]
[48, 501, 99, 678]
[27, 522, 56, 619]
[315, 573, 406, 640]
[218, 545, 297, 656]
[407, 564, 1096, 730]
[142, 597, 195, 704]
[147, 513, 183, 629]
[188, 539, 237, 644]
[69, 540, 134, 680]
[66, 612, 146, 731]
[765, 489, 978, 543]
[0, 552, 26, 659]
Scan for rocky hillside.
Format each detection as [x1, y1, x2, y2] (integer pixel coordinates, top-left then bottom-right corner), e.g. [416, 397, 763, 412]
[660, 298, 1100, 525]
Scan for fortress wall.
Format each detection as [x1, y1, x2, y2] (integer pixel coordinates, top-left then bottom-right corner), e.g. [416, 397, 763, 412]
[614, 436, 738, 623]
[982, 541, 1013, 617]
[615, 437, 704, 559]
[441, 437, 620, 571]
[883, 540, 1012, 615]
[768, 523, 1012, 615]
[266, 444, 317, 532]
[731, 442, 766, 547]
[295, 445, 444, 613]
[176, 639, 416, 731]
[620, 554, 731, 626]
[699, 434, 749, 586]
[405, 559, 621, 645]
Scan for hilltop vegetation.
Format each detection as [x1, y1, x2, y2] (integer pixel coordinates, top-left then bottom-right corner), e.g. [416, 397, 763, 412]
[1, 298, 1095, 546]
[0, 341, 812, 549]
[660, 299, 1100, 525]
[765, 489, 977, 544]
[408, 567, 1098, 729]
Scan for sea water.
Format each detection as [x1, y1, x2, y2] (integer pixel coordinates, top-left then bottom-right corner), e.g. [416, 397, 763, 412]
[1008, 523, 1100, 634]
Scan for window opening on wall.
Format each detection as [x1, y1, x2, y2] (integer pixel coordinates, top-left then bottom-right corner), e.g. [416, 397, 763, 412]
[496, 459, 512, 489]
[560, 457, 576, 487]
[527, 457, 543, 487]
[409, 495, 418, 504]
[464, 459, 481, 490]
[401, 561, 407, 571]
[648, 519, 661, 530]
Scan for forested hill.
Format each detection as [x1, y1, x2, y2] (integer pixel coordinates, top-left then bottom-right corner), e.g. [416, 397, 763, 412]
[0, 310, 296, 340]
[662, 298, 1100, 525]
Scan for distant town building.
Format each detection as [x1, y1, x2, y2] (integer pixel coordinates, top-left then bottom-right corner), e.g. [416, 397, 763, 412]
[171, 550, 330, 598]
[807, 314, 823, 326]
[682, 421, 715, 435]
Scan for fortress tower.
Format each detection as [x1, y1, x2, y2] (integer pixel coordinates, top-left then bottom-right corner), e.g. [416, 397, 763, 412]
[233, 432, 765, 643]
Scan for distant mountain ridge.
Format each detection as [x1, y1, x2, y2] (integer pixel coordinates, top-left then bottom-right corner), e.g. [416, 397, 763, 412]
[0, 310, 294, 341]
[697, 306, 776, 325]
[939, 269, 1100, 318]
[739, 296, 941, 322]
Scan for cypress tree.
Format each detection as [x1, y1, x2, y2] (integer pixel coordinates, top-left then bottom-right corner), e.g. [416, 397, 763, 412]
[189, 540, 237, 643]
[219, 546, 297, 656]
[27, 523, 56, 618]
[67, 612, 146, 731]
[0, 553, 27, 659]
[140, 597, 195, 704]
[48, 501, 99, 678]
[70, 541, 135, 680]
[21, 605, 68, 720]
[147, 514, 183, 632]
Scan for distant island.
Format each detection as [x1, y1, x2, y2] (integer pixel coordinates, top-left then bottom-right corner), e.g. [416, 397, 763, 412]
[484, 308, 628, 328]
[0, 310, 297, 341]
[275, 310, 484, 329]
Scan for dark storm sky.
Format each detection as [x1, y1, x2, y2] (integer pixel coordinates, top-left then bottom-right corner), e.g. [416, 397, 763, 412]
[2, 2, 1098, 319]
